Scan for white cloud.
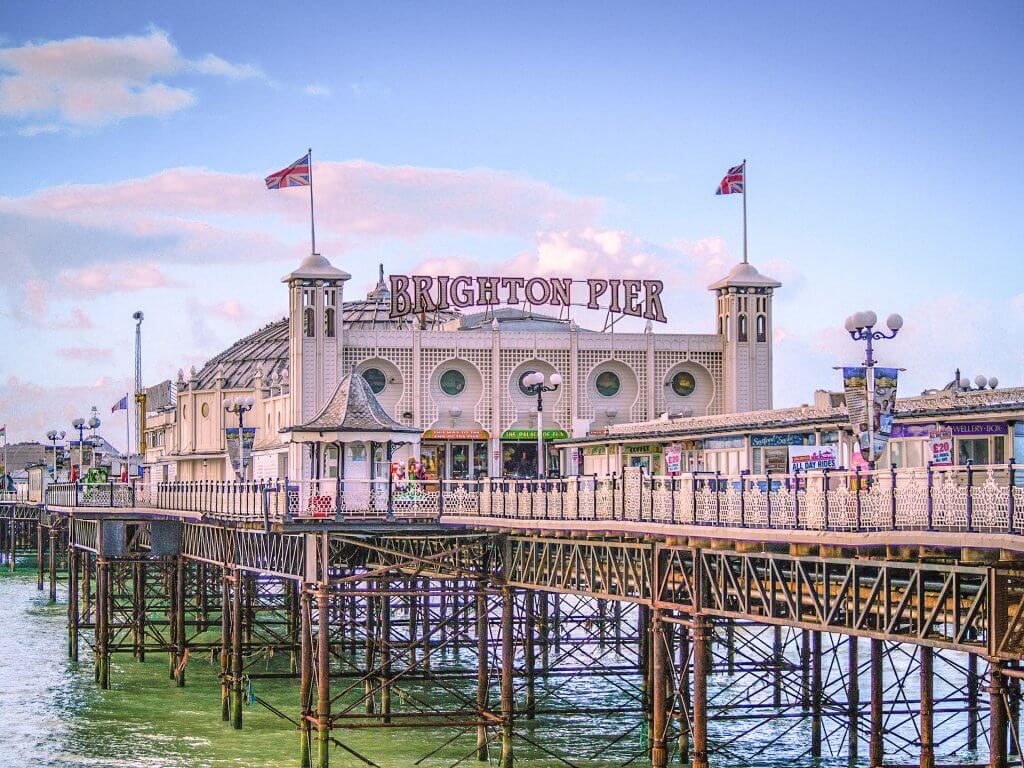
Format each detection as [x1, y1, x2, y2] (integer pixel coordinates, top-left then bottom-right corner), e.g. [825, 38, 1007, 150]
[303, 83, 331, 97]
[0, 28, 263, 128]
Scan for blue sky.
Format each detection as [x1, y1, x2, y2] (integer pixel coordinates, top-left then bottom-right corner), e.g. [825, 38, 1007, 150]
[1, 1, 1022, 446]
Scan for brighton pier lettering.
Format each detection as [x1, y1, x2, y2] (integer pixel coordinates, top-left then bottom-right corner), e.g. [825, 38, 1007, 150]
[389, 275, 667, 322]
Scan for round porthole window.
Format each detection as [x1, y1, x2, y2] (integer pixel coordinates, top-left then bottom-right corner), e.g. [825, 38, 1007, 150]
[671, 371, 696, 397]
[439, 369, 466, 396]
[517, 370, 538, 396]
[595, 370, 621, 397]
[201, 402, 210, 418]
[362, 367, 387, 395]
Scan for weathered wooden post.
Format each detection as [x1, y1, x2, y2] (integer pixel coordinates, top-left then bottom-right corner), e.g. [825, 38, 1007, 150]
[678, 620, 691, 763]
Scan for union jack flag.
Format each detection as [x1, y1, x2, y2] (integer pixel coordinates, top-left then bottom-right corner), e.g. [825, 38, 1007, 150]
[716, 163, 745, 195]
[265, 153, 311, 189]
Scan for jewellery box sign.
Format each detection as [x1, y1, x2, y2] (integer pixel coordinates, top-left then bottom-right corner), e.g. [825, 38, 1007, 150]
[389, 275, 667, 322]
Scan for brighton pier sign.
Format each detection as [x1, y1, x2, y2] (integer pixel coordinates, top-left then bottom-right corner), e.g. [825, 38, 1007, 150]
[389, 275, 667, 322]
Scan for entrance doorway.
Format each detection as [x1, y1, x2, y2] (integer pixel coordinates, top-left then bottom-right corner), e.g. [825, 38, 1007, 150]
[421, 441, 488, 480]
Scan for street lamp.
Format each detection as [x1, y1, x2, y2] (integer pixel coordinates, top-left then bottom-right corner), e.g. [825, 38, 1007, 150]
[844, 310, 903, 465]
[46, 430, 66, 479]
[521, 372, 562, 479]
[71, 418, 86, 477]
[87, 410, 101, 470]
[225, 396, 255, 480]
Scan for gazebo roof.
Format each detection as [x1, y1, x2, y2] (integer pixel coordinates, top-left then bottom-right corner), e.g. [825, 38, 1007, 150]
[288, 371, 421, 438]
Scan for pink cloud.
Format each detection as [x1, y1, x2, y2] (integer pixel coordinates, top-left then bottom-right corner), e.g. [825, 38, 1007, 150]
[0, 375, 131, 447]
[59, 263, 173, 295]
[58, 347, 113, 361]
[207, 298, 248, 323]
[0, 29, 260, 127]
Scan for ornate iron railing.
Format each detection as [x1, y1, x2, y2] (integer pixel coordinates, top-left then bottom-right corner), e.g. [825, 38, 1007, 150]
[44, 481, 136, 508]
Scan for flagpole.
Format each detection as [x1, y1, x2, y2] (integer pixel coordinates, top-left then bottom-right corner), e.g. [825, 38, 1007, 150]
[741, 158, 749, 264]
[125, 393, 131, 484]
[308, 148, 316, 255]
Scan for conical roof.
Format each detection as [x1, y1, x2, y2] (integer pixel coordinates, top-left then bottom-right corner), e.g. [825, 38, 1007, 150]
[281, 253, 352, 282]
[291, 371, 420, 434]
[708, 261, 781, 290]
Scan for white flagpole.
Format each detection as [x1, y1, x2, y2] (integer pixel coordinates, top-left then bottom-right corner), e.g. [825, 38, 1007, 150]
[307, 148, 316, 255]
[742, 159, 748, 265]
[125, 393, 131, 484]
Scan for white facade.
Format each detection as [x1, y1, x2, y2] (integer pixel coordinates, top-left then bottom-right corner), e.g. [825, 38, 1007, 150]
[147, 254, 780, 481]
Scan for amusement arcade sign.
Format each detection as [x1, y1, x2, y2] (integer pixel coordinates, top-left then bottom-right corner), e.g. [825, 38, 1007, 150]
[389, 275, 668, 323]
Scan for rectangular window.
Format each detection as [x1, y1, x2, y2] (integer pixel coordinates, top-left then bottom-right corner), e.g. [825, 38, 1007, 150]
[958, 438, 989, 466]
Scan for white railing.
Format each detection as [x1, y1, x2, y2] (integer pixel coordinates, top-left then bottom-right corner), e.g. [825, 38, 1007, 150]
[453, 464, 1024, 536]
[44, 463, 1024, 537]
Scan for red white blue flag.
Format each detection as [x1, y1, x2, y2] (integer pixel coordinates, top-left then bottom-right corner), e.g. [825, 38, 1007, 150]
[111, 395, 128, 413]
[716, 163, 745, 195]
[265, 153, 311, 189]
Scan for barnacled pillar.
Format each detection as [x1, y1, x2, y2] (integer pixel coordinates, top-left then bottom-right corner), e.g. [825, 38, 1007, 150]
[869, 639, 884, 767]
[919, 645, 934, 768]
[692, 616, 710, 768]
[500, 585, 515, 768]
[651, 610, 669, 768]
[991, 663, 1008, 768]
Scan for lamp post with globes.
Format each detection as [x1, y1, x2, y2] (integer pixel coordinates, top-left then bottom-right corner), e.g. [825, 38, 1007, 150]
[71, 418, 86, 478]
[521, 372, 562, 479]
[844, 310, 904, 466]
[225, 396, 255, 480]
[87, 411, 101, 471]
[46, 430, 66, 479]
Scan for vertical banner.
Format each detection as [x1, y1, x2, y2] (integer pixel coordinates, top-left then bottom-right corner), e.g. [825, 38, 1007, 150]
[871, 367, 899, 457]
[843, 367, 869, 452]
[225, 427, 256, 475]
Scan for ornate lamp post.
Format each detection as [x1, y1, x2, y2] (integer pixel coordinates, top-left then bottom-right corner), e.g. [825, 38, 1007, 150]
[87, 411, 101, 471]
[844, 310, 903, 465]
[225, 396, 255, 480]
[46, 430, 66, 479]
[521, 372, 562, 479]
[71, 417, 86, 475]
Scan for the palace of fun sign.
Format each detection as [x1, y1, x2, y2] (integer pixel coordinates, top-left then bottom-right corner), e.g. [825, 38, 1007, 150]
[389, 275, 668, 323]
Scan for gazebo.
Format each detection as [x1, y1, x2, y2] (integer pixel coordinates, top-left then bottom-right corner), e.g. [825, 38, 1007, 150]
[285, 371, 421, 518]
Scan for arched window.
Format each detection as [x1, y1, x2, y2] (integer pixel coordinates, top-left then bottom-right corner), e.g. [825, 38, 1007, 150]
[324, 307, 336, 338]
[756, 314, 767, 343]
[738, 314, 748, 342]
[303, 307, 315, 338]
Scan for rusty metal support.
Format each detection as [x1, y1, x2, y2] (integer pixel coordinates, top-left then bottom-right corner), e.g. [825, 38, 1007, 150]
[919, 645, 934, 768]
[381, 588, 392, 723]
[174, 556, 187, 687]
[848, 637, 859, 763]
[220, 568, 230, 722]
[48, 524, 58, 602]
[870, 639, 883, 768]
[811, 629, 822, 758]
[231, 571, 243, 730]
[524, 589, 536, 720]
[692, 616, 709, 768]
[992, 663, 1008, 768]
[500, 585, 514, 768]
[476, 584, 489, 761]
[67, 545, 78, 662]
[299, 586, 312, 768]
[316, 582, 331, 768]
[678, 620, 690, 763]
[651, 609, 668, 768]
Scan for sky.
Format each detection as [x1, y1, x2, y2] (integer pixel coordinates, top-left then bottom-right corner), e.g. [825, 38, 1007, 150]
[0, 1, 1022, 449]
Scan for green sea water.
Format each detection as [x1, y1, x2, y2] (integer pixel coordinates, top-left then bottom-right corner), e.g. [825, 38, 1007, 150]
[0, 563, 989, 767]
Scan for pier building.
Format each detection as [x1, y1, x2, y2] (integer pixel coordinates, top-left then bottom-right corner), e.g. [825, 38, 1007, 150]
[147, 254, 781, 487]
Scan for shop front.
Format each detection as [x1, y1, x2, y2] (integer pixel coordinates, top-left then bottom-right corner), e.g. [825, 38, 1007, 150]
[501, 429, 567, 478]
[420, 429, 490, 480]
[749, 433, 814, 474]
[622, 444, 663, 474]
